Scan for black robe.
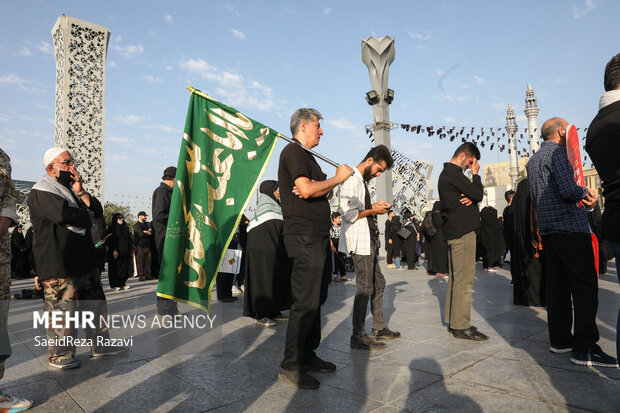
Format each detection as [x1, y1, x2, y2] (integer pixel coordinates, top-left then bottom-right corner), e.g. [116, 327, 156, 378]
[510, 179, 545, 307]
[11, 226, 27, 278]
[426, 201, 449, 274]
[390, 216, 404, 258]
[479, 206, 502, 268]
[107, 213, 133, 288]
[243, 218, 292, 318]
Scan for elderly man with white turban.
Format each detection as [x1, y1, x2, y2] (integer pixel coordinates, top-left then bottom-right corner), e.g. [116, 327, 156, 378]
[27, 148, 126, 370]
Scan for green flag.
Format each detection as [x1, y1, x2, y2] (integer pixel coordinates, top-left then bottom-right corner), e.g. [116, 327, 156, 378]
[156, 86, 280, 312]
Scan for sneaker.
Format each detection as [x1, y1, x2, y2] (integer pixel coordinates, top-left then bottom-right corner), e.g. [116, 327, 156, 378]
[232, 286, 243, 295]
[435, 273, 448, 279]
[0, 392, 33, 411]
[350, 334, 387, 350]
[49, 357, 81, 369]
[386, 264, 395, 269]
[122, 285, 131, 290]
[451, 326, 489, 341]
[90, 346, 128, 358]
[113, 287, 121, 291]
[278, 366, 319, 389]
[371, 328, 401, 340]
[255, 317, 276, 327]
[570, 346, 618, 368]
[302, 355, 336, 373]
[485, 267, 497, 272]
[220, 296, 237, 303]
[549, 344, 573, 354]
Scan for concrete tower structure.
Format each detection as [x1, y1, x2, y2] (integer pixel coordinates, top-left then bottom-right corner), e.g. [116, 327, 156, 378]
[524, 83, 540, 155]
[362, 36, 395, 231]
[52, 15, 110, 202]
[506, 104, 519, 189]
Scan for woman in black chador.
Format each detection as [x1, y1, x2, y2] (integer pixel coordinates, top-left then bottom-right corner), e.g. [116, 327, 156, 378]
[479, 205, 502, 270]
[106, 213, 133, 290]
[510, 178, 545, 306]
[243, 180, 292, 326]
[390, 215, 405, 268]
[426, 201, 449, 277]
[10, 224, 27, 278]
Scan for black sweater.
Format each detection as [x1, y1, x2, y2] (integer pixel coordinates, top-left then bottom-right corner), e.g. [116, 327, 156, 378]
[27, 189, 103, 280]
[438, 162, 484, 240]
[585, 100, 620, 242]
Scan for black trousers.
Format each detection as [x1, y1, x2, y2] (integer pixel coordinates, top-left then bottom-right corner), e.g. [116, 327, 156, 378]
[136, 246, 151, 278]
[542, 233, 599, 353]
[282, 234, 330, 370]
[216, 272, 234, 299]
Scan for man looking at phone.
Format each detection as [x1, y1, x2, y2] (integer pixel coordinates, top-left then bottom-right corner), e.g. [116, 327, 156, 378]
[28, 148, 126, 370]
[438, 142, 488, 341]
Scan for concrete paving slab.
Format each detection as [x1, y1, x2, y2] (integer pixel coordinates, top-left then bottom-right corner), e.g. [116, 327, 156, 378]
[452, 357, 620, 412]
[5, 379, 84, 413]
[389, 377, 588, 413]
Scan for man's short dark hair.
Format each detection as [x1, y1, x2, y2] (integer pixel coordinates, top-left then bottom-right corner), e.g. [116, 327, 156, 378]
[362, 144, 394, 169]
[452, 142, 480, 160]
[504, 190, 516, 203]
[604, 52, 620, 91]
[290, 108, 322, 137]
[541, 118, 565, 141]
[331, 211, 340, 221]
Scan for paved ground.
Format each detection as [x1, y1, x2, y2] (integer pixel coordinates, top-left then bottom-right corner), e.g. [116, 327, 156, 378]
[3, 258, 619, 412]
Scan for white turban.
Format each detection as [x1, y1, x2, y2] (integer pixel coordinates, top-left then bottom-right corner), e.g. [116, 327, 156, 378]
[43, 147, 69, 167]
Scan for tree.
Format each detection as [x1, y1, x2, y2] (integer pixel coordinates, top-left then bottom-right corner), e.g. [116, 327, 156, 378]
[103, 202, 135, 228]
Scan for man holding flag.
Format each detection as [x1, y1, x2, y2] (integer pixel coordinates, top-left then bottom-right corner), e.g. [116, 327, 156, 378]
[526, 117, 617, 368]
[278, 108, 353, 389]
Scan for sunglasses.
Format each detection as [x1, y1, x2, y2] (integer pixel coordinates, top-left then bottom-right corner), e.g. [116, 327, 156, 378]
[54, 159, 76, 166]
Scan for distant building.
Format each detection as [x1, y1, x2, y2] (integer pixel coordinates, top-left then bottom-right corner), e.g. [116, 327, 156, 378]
[482, 156, 529, 188]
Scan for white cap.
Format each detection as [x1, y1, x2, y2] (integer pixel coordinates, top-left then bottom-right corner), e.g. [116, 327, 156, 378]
[43, 147, 69, 167]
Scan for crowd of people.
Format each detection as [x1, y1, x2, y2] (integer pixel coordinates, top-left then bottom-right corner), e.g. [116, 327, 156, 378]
[0, 55, 618, 412]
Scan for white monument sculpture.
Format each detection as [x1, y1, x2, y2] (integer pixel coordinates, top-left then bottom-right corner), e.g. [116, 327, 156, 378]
[52, 15, 110, 201]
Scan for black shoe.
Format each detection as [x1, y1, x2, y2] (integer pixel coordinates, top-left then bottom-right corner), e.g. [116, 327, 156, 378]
[570, 345, 618, 368]
[220, 297, 237, 303]
[302, 355, 336, 373]
[350, 334, 387, 349]
[278, 366, 319, 389]
[451, 327, 489, 341]
[371, 327, 401, 340]
[139, 276, 146, 281]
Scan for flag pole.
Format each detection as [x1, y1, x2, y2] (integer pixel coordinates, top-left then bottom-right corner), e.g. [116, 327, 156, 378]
[187, 85, 341, 168]
[276, 133, 340, 168]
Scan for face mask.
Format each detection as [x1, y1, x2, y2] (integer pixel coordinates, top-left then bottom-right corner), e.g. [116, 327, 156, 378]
[56, 170, 75, 187]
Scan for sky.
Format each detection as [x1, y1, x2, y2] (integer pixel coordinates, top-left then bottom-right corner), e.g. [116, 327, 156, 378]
[1, 0, 618, 217]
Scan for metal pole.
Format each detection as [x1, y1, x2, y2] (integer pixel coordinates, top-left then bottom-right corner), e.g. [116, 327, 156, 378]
[362, 36, 395, 234]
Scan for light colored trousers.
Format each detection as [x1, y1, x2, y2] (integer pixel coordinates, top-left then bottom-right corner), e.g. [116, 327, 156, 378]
[445, 231, 477, 330]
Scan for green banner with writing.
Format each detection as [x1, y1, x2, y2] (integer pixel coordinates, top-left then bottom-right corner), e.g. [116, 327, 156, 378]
[156, 87, 279, 312]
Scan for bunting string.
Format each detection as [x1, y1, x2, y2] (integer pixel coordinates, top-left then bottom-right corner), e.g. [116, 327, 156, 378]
[365, 122, 594, 168]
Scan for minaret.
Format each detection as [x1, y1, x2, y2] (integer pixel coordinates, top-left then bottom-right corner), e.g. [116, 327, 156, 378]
[506, 104, 519, 189]
[524, 83, 540, 155]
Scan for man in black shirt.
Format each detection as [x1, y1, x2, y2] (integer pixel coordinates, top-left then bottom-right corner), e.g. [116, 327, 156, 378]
[152, 166, 178, 315]
[438, 142, 488, 341]
[586, 52, 620, 363]
[278, 108, 353, 389]
[133, 211, 153, 281]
